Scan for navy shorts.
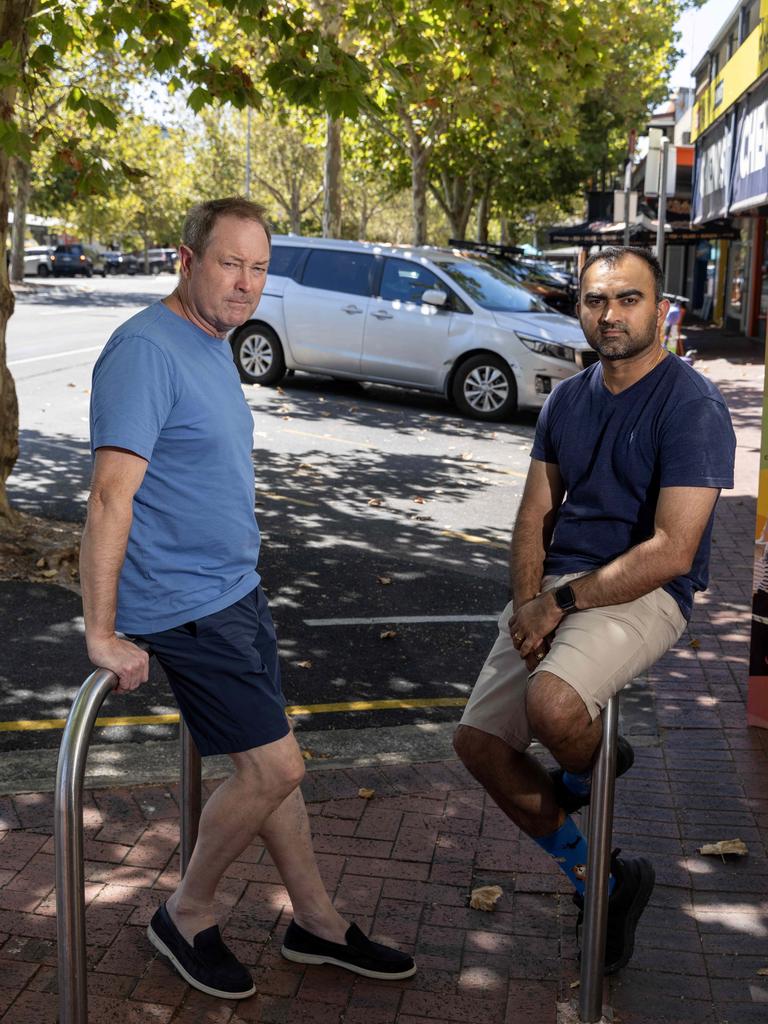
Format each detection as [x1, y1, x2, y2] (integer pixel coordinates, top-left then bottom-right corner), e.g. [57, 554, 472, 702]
[132, 585, 289, 756]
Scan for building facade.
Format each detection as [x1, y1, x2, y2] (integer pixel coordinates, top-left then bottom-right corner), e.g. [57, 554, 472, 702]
[691, 0, 768, 337]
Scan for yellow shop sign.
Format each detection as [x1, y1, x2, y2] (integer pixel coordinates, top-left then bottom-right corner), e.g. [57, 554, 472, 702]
[692, 2, 768, 142]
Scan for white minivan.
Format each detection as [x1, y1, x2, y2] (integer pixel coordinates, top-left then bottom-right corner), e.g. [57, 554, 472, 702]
[230, 237, 595, 421]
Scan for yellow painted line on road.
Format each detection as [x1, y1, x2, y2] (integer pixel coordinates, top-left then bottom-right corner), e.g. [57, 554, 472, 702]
[286, 697, 467, 715]
[0, 713, 181, 732]
[0, 697, 467, 734]
[440, 529, 507, 550]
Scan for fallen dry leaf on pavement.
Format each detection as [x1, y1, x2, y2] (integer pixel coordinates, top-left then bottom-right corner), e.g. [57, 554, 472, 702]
[368, 498, 384, 507]
[380, 629, 397, 639]
[470, 885, 503, 911]
[296, 660, 313, 669]
[698, 838, 748, 857]
[460, 451, 474, 460]
[377, 576, 392, 585]
[689, 638, 701, 649]
[358, 788, 375, 800]
[276, 386, 286, 395]
[412, 496, 426, 504]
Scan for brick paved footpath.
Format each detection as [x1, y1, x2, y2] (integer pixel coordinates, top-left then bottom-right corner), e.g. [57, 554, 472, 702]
[2, 331, 768, 1024]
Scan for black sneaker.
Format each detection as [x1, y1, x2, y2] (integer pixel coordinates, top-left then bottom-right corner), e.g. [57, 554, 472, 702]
[573, 850, 655, 975]
[147, 904, 255, 999]
[281, 920, 416, 980]
[549, 735, 635, 813]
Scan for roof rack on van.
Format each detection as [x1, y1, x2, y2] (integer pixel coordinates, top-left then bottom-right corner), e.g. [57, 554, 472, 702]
[448, 238, 525, 258]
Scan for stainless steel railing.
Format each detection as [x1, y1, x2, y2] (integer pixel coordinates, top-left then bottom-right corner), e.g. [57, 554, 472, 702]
[578, 695, 619, 1023]
[54, 651, 201, 1024]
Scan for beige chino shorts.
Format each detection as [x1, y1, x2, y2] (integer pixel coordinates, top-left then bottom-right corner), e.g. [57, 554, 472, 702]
[460, 573, 687, 751]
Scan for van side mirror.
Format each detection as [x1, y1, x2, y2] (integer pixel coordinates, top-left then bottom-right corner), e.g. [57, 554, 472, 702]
[421, 288, 448, 307]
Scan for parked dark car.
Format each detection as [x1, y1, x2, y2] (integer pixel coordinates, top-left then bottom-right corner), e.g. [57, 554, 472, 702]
[51, 243, 106, 278]
[449, 239, 577, 317]
[104, 251, 139, 275]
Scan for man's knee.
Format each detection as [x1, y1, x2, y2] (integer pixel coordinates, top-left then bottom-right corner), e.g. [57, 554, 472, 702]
[526, 672, 591, 750]
[454, 723, 505, 779]
[232, 735, 306, 801]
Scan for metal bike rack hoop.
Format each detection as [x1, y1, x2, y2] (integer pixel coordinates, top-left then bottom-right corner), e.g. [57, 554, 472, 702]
[55, 649, 201, 1024]
[578, 695, 620, 1023]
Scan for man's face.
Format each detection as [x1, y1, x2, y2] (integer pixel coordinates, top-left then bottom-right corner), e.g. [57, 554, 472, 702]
[577, 255, 669, 361]
[179, 214, 270, 336]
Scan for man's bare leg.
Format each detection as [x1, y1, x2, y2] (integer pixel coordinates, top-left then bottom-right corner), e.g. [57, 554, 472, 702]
[454, 670, 602, 839]
[259, 787, 348, 943]
[166, 731, 305, 943]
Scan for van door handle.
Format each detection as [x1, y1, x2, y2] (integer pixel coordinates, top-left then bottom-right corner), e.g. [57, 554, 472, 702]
[342, 304, 364, 314]
[371, 310, 394, 320]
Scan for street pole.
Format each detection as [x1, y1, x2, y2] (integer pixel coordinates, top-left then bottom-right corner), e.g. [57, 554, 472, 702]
[623, 161, 631, 247]
[656, 136, 670, 272]
[245, 107, 252, 199]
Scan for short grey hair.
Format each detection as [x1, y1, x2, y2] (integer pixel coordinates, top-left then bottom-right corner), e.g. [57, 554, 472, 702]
[182, 197, 271, 255]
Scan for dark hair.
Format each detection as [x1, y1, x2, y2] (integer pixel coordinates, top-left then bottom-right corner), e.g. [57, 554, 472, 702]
[182, 197, 271, 255]
[580, 246, 663, 303]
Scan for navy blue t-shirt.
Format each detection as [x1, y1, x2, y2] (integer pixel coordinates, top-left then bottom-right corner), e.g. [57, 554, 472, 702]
[531, 355, 735, 620]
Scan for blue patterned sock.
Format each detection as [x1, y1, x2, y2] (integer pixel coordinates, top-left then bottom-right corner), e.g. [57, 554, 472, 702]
[534, 816, 615, 896]
[562, 768, 592, 797]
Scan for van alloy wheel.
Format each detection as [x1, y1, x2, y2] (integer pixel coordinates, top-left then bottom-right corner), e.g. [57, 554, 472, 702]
[463, 365, 509, 412]
[240, 333, 274, 377]
[231, 323, 286, 385]
[452, 354, 517, 421]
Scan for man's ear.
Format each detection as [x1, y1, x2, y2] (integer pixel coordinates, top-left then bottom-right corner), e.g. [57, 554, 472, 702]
[657, 297, 670, 327]
[178, 244, 195, 278]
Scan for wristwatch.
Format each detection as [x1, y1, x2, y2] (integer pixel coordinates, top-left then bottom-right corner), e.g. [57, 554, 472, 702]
[553, 584, 577, 613]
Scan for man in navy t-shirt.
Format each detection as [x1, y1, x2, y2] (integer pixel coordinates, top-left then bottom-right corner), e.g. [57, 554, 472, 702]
[455, 247, 735, 975]
[81, 198, 415, 999]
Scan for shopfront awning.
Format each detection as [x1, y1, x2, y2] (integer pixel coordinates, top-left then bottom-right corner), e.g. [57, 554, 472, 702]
[548, 217, 739, 247]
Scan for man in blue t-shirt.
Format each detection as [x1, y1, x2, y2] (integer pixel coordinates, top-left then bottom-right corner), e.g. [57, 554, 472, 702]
[454, 246, 735, 975]
[81, 198, 415, 999]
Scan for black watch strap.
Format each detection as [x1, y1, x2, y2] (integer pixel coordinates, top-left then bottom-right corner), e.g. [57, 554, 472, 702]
[554, 584, 577, 612]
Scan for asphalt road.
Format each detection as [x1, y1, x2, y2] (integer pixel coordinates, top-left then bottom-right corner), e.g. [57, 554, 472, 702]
[3, 276, 537, 752]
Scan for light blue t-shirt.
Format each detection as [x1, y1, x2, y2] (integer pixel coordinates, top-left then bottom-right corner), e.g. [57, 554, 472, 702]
[90, 301, 260, 634]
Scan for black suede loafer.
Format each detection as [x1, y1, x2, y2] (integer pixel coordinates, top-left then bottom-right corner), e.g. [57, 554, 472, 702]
[281, 920, 416, 979]
[147, 903, 255, 999]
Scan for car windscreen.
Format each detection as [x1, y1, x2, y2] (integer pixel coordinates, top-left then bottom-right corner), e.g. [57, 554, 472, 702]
[435, 258, 549, 312]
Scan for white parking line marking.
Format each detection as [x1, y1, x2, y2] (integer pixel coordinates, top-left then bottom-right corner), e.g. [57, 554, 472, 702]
[9, 345, 103, 366]
[304, 614, 500, 626]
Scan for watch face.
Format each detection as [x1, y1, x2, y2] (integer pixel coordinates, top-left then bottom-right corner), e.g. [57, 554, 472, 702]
[556, 586, 575, 611]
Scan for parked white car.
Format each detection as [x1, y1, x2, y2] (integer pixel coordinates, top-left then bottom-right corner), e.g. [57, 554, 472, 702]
[230, 237, 595, 421]
[23, 246, 54, 277]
